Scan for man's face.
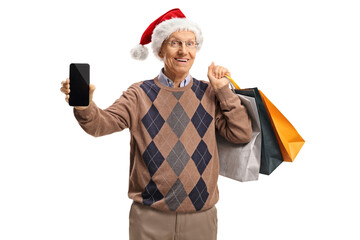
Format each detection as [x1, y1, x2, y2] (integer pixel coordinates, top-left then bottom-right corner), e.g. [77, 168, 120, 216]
[159, 31, 197, 77]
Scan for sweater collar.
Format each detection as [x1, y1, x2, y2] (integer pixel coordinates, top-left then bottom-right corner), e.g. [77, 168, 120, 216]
[158, 68, 191, 88]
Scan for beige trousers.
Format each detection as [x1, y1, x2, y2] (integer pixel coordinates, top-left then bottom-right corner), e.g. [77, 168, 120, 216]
[129, 201, 218, 240]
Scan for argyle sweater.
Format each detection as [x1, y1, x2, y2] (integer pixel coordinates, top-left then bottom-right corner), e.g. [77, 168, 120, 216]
[73, 76, 252, 213]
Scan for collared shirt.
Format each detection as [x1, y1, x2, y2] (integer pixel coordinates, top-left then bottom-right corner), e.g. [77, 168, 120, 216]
[158, 68, 191, 88]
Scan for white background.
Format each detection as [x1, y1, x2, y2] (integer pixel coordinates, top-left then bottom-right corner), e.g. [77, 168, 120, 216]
[1, 0, 359, 239]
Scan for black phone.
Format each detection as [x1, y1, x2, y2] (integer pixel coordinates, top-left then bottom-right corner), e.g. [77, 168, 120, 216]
[69, 63, 90, 106]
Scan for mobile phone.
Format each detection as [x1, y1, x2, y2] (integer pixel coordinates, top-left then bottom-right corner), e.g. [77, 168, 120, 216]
[69, 63, 90, 106]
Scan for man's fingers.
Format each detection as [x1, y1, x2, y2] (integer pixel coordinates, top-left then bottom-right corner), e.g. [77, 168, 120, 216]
[61, 80, 70, 88]
[221, 69, 228, 78]
[213, 65, 229, 79]
[60, 87, 70, 94]
[62, 78, 71, 104]
[62, 78, 70, 86]
[208, 62, 231, 80]
[89, 84, 96, 93]
[215, 66, 222, 79]
[208, 62, 215, 71]
[219, 67, 224, 78]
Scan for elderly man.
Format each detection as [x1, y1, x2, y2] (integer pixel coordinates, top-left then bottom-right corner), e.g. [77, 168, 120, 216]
[60, 8, 251, 240]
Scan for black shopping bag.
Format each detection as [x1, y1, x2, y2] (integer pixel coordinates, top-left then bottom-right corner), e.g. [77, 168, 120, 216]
[235, 88, 283, 175]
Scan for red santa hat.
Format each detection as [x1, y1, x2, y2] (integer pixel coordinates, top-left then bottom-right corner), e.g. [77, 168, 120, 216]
[130, 8, 203, 60]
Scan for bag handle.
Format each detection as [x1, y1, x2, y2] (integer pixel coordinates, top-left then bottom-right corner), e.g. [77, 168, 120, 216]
[224, 75, 241, 91]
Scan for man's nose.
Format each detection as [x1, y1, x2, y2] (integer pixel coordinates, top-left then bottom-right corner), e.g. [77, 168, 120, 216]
[178, 43, 188, 55]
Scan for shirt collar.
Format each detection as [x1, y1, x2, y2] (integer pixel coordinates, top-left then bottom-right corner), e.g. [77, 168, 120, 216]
[158, 68, 191, 88]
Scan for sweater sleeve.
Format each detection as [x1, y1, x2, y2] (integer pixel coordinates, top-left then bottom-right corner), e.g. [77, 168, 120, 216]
[73, 83, 139, 137]
[214, 85, 252, 144]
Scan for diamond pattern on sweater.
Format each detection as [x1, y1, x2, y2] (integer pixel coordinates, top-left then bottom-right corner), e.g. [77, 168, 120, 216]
[191, 140, 212, 175]
[166, 102, 190, 138]
[172, 91, 184, 100]
[189, 177, 209, 211]
[142, 141, 165, 177]
[166, 140, 190, 176]
[142, 179, 164, 206]
[191, 78, 208, 101]
[142, 104, 165, 139]
[191, 103, 213, 138]
[165, 179, 187, 211]
[139, 79, 214, 211]
[140, 80, 160, 102]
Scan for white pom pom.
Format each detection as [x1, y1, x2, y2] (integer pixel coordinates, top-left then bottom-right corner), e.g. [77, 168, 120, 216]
[130, 44, 149, 60]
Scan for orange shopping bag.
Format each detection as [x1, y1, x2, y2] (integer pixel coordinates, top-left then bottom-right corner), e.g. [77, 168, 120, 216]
[258, 91, 305, 162]
[225, 75, 305, 162]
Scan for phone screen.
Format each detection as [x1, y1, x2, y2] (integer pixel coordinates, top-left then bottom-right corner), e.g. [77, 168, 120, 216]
[69, 63, 90, 106]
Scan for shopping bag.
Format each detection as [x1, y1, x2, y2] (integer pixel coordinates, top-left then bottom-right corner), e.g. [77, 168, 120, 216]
[217, 94, 261, 182]
[236, 88, 283, 175]
[259, 91, 305, 162]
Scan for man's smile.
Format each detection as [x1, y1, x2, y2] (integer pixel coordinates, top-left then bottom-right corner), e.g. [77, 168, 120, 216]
[174, 58, 189, 62]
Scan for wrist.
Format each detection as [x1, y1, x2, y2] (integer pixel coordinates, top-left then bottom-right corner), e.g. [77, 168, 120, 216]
[74, 102, 91, 110]
[212, 82, 228, 91]
[214, 84, 234, 102]
[74, 106, 89, 110]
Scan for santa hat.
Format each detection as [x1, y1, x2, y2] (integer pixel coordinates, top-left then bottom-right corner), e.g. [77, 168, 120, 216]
[130, 8, 203, 60]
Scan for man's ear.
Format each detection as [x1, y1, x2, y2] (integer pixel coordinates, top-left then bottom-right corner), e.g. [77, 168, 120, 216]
[158, 42, 166, 59]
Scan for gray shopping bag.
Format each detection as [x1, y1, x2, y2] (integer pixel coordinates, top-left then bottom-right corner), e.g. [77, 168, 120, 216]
[216, 94, 261, 182]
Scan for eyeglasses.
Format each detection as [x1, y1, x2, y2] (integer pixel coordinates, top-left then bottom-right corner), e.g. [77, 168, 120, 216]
[167, 40, 199, 49]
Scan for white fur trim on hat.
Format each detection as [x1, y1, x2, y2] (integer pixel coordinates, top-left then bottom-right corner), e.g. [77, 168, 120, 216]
[130, 44, 149, 60]
[151, 18, 203, 60]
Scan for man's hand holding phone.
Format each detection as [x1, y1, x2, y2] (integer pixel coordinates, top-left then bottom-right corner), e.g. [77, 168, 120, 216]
[60, 63, 95, 110]
[60, 78, 96, 110]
